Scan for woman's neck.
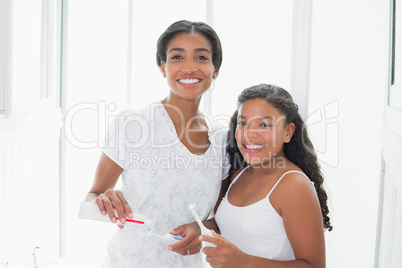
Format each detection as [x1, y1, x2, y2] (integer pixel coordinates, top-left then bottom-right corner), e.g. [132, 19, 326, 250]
[161, 95, 203, 126]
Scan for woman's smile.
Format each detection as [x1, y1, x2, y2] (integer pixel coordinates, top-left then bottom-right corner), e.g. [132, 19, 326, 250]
[177, 76, 202, 87]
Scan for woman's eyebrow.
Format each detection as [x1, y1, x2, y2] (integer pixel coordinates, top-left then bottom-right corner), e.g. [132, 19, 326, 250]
[167, 48, 211, 54]
[194, 48, 212, 54]
[168, 48, 185, 54]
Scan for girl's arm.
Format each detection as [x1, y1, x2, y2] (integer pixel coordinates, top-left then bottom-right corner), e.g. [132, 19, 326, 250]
[86, 152, 133, 228]
[203, 177, 230, 232]
[202, 172, 325, 268]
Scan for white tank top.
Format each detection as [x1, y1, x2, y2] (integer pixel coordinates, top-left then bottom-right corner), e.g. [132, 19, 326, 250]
[215, 166, 312, 261]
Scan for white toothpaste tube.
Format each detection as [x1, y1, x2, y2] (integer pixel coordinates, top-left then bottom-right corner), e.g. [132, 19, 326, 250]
[78, 201, 147, 227]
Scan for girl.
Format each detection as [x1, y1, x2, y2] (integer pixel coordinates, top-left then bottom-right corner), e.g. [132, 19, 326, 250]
[201, 84, 332, 267]
[85, 20, 229, 267]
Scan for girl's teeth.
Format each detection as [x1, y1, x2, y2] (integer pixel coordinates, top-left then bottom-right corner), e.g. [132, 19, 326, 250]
[179, 79, 200, 84]
[245, 144, 264, 149]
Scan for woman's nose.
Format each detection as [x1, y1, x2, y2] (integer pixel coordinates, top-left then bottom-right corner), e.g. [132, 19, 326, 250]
[181, 60, 198, 73]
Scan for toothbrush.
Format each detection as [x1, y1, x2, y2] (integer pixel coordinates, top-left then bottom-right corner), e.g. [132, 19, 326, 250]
[149, 231, 184, 245]
[146, 221, 183, 245]
[188, 202, 216, 248]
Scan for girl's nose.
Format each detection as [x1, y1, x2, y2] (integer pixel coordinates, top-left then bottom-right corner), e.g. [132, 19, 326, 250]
[245, 128, 259, 140]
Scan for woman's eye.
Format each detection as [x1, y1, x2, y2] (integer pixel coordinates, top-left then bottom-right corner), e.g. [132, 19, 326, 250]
[261, 123, 272, 128]
[171, 55, 182, 60]
[237, 122, 246, 126]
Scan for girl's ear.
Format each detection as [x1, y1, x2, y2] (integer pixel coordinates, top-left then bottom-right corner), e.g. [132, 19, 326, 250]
[161, 63, 167, 77]
[284, 123, 295, 143]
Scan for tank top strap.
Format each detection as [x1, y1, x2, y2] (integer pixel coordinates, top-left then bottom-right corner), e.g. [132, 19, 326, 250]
[267, 170, 311, 197]
[227, 165, 251, 192]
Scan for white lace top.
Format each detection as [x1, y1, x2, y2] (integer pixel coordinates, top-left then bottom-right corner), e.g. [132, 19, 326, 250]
[101, 102, 230, 268]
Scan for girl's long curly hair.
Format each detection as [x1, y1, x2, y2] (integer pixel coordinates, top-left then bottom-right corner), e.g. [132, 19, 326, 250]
[226, 83, 333, 231]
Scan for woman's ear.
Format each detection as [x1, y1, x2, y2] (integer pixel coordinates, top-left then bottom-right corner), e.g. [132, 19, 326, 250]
[284, 123, 295, 143]
[213, 69, 218, 79]
[160, 63, 167, 77]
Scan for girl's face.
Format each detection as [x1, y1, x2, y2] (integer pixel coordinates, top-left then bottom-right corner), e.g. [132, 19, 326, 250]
[235, 98, 295, 167]
[160, 32, 217, 102]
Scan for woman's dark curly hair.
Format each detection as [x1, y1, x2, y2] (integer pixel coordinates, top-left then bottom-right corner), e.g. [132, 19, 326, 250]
[226, 83, 333, 231]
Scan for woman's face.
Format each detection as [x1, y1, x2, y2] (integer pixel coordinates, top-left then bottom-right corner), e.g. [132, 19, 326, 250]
[235, 98, 294, 167]
[160, 32, 217, 102]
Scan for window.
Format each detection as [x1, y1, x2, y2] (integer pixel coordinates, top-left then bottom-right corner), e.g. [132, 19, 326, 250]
[0, 0, 11, 115]
[0, 0, 60, 117]
[389, 0, 402, 110]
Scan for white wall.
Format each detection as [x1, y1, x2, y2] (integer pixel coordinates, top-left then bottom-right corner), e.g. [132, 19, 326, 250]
[308, 1, 389, 267]
[62, 1, 129, 265]
[210, 1, 293, 117]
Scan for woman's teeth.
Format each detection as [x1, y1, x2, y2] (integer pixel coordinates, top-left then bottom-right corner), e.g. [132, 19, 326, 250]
[245, 144, 264, 149]
[179, 79, 201, 84]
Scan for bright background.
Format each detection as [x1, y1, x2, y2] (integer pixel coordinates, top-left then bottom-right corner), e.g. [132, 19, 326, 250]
[0, 0, 391, 267]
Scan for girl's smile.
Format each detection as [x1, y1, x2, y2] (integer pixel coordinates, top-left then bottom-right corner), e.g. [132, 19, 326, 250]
[242, 143, 267, 154]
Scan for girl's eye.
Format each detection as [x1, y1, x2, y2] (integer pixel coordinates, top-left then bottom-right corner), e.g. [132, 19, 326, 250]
[197, 55, 209, 60]
[261, 123, 272, 128]
[237, 122, 246, 126]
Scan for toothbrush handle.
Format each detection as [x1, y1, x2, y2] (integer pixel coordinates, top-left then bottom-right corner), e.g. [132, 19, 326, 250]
[163, 234, 183, 245]
[203, 241, 216, 248]
[202, 229, 216, 248]
[190, 210, 204, 228]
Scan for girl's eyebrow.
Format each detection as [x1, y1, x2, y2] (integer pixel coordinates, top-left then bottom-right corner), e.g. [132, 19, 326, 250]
[167, 48, 212, 54]
[238, 115, 274, 120]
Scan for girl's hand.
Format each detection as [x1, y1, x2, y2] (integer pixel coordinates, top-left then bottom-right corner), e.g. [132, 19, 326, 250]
[95, 189, 133, 229]
[201, 230, 249, 268]
[168, 222, 202, 256]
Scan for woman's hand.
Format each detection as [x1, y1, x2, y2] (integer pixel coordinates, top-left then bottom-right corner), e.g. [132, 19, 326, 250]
[201, 230, 249, 268]
[168, 222, 202, 256]
[95, 189, 133, 229]
[86, 153, 128, 228]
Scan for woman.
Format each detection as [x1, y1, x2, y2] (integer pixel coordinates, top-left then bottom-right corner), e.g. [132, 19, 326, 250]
[85, 20, 229, 268]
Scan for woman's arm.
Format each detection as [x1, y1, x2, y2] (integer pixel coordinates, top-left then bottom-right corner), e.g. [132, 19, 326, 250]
[85, 152, 133, 227]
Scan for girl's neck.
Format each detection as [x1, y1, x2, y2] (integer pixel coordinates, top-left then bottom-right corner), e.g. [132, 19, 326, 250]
[248, 152, 289, 176]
